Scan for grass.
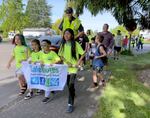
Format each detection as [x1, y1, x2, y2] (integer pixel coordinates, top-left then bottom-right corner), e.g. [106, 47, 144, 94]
[144, 40, 150, 44]
[94, 52, 150, 118]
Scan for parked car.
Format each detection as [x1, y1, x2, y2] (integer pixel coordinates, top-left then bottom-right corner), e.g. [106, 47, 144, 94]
[8, 32, 15, 40]
[25, 33, 62, 53]
[0, 36, 2, 42]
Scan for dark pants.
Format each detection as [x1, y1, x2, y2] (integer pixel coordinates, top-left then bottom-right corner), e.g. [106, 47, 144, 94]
[67, 74, 76, 105]
[137, 42, 143, 49]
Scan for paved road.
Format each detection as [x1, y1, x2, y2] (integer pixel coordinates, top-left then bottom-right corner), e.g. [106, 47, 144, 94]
[0, 42, 100, 118]
[0, 42, 15, 80]
[132, 44, 150, 55]
[0, 42, 150, 118]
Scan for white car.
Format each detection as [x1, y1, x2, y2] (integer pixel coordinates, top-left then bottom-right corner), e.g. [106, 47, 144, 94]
[8, 32, 15, 40]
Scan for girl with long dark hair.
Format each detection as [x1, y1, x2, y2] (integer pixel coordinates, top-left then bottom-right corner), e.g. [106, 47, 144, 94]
[58, 28, 85, 113]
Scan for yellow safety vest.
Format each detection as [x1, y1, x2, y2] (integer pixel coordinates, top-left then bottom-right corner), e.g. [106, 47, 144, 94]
[139, 37, 144, 43]
[63, 17, 81, 36]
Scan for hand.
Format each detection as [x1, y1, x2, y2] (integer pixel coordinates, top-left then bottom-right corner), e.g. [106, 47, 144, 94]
[40, 62, 44, 66]
[72, 64, 79, 68]
[28, 61, 32, 64]
[49, 64, 53, 66]
[33, 62, 38, 65]
[94, 56, 99, 59]
[7, 63, 11, 69]
[66, 62, 72, 67]
[19, 59, 26, 63]
[107, 49, 112, 55]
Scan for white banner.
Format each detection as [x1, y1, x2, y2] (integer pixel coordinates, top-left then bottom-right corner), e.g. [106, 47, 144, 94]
[21, 62, 68, 91]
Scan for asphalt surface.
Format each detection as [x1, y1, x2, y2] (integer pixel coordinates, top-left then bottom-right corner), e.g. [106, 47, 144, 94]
[0, 42, 100, 118]
[0, 42, 150, 118]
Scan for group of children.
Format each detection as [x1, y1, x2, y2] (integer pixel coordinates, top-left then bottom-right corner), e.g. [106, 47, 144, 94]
[7, 28, 107, 113]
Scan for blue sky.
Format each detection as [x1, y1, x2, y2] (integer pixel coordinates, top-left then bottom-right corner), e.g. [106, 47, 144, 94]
[0, 0, 119, 31]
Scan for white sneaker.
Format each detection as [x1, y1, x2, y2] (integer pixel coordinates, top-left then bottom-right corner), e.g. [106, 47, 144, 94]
[77, 76, 85, 81]
[87, 85, 99, 92]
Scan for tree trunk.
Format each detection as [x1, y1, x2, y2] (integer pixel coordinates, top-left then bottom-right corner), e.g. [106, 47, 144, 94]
[128, 33, 132, 51]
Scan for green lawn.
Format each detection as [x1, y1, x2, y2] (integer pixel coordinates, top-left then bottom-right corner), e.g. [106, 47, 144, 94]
[144, 40, 150, 44]
[94, 53, 150, 118]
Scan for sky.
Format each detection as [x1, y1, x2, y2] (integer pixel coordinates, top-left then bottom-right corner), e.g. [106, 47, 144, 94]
[0, 0, 119, 31]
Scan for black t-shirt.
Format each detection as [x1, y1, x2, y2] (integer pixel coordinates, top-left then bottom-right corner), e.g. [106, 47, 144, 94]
[59, 16, 84, 32]
[77, 34, 89, 50]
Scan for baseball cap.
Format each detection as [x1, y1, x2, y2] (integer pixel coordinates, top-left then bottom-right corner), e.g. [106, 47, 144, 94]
[65, 7, 73, 14]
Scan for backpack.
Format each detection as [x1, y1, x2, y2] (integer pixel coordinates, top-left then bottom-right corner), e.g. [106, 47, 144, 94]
[97, 44, 108, 65]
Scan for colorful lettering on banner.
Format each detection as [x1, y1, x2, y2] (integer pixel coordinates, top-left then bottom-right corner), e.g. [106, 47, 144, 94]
[21, 62, 68, 91]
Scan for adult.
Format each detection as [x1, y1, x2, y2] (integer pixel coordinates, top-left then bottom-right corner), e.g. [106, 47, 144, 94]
[114, 30, 123, 60]
[86, 29, 93, 43]
[122, 35, 128, 51]
[77, 32, 89, 67]
[98, 24, 114, 80]
[0, 35, 2, 42]
[59, 7, 84, 40]
[137, 34, 144, 51]
[99, 24, 114, 55]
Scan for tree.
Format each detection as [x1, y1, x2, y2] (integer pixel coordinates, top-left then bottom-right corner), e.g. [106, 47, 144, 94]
[67, 0, 150, 30]
[0, 0, 26, 33]
[111, 25, 140, 52]
[110, 25, 140, 37]
[25, 0, 52, 28]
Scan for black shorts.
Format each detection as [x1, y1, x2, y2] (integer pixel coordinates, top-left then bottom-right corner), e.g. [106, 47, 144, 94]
[92, 66, 103, 73]
[114, 46, 121, 52]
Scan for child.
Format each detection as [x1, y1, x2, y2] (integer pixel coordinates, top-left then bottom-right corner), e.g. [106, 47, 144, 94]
[24, 39, 42, 100]
[58, 28, 85, 113]
[87, 33, 107, 92]
[40, 39, 61, 103]
[89, 36, 96, 67]
[122, 35, 128, 51]
[7, 34, 29, 95]
[114, 30, 123, 60]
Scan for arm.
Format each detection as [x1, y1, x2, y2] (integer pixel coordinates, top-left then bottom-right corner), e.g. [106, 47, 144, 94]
[77, 52, 86, 66]
[60, 56, 72, 67]
[58, 20, 64, 31]
[108, 37, 114, 55]
[75, 31, 84, 40]
[108, 33, 114, 49]
[7, 55, 15, 69]
[75, 24, 84, 39]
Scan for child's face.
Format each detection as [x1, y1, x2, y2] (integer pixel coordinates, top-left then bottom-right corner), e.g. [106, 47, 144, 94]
[64, 31, 72, 41]
[31, 42, 39, 51]
[15, 36, 21, 45]
[95, 35, 100, 44]
[91, 40, 94, 43]
[41, 41, 50, 51]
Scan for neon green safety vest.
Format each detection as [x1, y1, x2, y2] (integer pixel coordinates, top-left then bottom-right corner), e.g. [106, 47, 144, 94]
[63, 17, 81, 36]
[139, 37, 144, 43]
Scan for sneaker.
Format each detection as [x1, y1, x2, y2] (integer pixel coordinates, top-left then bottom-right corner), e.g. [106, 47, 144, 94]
[42, 97, 50, 103]
[77, 76, 85, 81]
[87, 84, 99, 92]
[66, 105, 74, 113]
[35, 90, 42, 96]
[99, 80, 105, 86]
[80, 66, 84, 71]
[99, 81, 103, 86]
[24, 92, 33, 100]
